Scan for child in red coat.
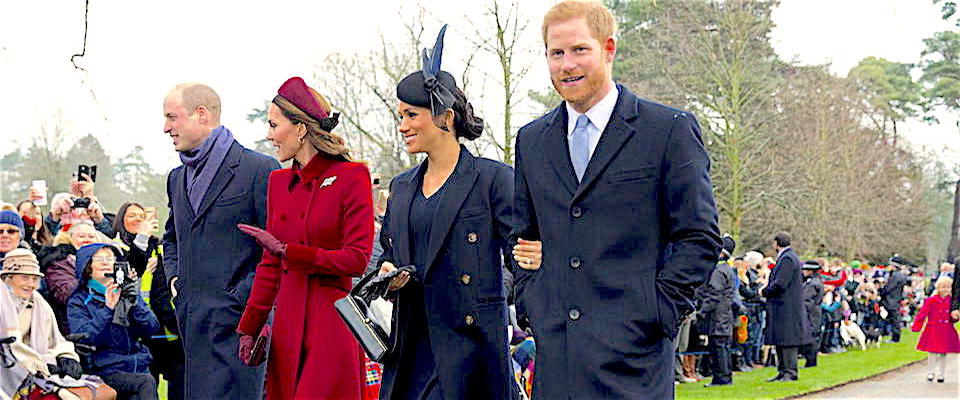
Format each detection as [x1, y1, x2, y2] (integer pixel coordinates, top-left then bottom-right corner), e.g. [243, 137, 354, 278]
[911, 277, 960, 383]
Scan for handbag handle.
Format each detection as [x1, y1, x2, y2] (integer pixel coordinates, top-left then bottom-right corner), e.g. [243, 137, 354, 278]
[353, 265, 417, 303]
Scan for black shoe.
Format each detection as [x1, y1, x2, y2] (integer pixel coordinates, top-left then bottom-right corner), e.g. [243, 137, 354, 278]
[704, 382, 732, 388]
[773, 375, 798, 382]
[803, 362, 817, 368]
[937, 375, 945, 383]
[766, 374, 784, 382]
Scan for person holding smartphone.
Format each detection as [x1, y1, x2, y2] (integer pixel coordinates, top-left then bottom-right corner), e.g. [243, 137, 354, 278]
[44, 170, 115, 238]
[67, 242, 160, 400]
[114, 202, 183, 400]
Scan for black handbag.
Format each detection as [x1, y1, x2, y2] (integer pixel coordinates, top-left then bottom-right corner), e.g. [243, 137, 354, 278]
[335, 265, 416, 363]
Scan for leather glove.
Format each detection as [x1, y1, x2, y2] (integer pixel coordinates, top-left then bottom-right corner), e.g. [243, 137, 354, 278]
[56, 356, 83, 379]
[237, 224, 287, 258]
[238, 334, 254, 366]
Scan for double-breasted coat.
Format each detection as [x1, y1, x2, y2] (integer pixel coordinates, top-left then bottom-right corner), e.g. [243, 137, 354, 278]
[237, 154, 374, 399]
[376, 147, 517, 400]
[162, 140, 278, 399]
[911, 294, 960, 353]
[762, 248, 810, 346]
[512, 85, 722, 400]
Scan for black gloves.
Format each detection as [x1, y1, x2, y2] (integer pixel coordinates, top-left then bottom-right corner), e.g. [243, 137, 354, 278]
[55, 356, 83, 379]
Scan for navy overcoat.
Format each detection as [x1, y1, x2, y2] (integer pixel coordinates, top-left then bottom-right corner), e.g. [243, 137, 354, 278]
[376, 147, 517, 400]
[763, 248, 810, 346]
[512, 85, 721, 400]
[162, 140, 279, 399]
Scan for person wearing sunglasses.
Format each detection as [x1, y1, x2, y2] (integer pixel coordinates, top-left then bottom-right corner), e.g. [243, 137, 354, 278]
[0, 210, 27, 262]
[68, 243, 160, 400]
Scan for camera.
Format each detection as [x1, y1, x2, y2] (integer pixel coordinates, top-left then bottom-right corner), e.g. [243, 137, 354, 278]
[105, 261, 133, 286]
[72, 197, 91, 209]
[77, 164, 98, 182]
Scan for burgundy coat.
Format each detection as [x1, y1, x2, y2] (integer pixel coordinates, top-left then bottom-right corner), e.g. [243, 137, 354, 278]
[912, 295, 960, 354]
[44, 255, 77, 334]
[238, 155, 374, 399]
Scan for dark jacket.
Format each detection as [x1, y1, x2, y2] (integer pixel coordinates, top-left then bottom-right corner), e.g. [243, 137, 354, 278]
[763, 248, 810, 346]
[697, 262, 735, 337]
[879, 269, 907, 311]
[739, 268, 763, 305]
[161, 140, 279, 399]
[802, 273, 824, 340]
[66, 243, 160, 376]
[377, 147, 517, 400]
[124, 235, 178, 337]
[512, 86, 721, 400]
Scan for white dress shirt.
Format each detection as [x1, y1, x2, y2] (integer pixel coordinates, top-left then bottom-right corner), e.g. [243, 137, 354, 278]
[565, 83, 620, 161]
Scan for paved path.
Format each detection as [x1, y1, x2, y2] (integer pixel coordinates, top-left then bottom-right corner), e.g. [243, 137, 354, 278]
[798, 354, 958, 399]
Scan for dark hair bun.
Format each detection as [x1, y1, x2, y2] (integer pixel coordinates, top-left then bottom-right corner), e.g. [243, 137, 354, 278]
[452, 89, 484, 141]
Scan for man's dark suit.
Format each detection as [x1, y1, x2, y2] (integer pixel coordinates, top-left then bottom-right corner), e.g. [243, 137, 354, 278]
[162, 140, 279, 399]
[512, 85, 721, 399]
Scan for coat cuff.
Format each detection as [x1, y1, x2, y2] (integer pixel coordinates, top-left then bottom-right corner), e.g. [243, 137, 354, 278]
[285, 244, 315, 270]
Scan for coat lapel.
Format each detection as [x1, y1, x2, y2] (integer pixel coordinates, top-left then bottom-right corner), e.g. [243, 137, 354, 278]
[422, 147, 479, 277]
[389, 165, 422, 267]
[191, 142, 241, 227]
[542, 107, 578, 197]
[572, 87, 639, 203]
[172, 167, 196, 221]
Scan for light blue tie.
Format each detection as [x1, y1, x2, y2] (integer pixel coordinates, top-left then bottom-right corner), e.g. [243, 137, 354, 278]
[569, 114, 591, 181]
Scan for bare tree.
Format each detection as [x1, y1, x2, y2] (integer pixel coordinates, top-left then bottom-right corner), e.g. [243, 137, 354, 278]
[462, 0, 536, 164]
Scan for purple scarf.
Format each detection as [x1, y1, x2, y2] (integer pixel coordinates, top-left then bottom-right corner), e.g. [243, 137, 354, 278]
[179, 126, 235, 213]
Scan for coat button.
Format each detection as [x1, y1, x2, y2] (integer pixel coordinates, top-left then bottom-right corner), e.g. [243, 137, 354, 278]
[464, 315, 475, 325]
[570, 257, 582, 269]
[279, 214, 287, 221]
[460, 274, 471, 285]
[568, 308, 581, 321]
[571, 206, 582, 218]
[467, 232, 479, 243]
[300, 212, 305, 219]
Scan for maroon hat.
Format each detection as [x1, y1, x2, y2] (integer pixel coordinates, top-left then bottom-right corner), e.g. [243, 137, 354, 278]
[277, 77, 329, 122]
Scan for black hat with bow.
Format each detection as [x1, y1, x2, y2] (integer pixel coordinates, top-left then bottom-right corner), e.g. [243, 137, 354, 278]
[396, 25, 458, 117]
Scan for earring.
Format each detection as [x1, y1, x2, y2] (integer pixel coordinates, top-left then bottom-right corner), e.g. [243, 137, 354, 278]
[298, 135, 305, 144]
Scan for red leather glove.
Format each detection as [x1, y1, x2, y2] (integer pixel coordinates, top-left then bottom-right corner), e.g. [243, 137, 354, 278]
[238, 333, 254, 366]
[237, 224, 287, 258]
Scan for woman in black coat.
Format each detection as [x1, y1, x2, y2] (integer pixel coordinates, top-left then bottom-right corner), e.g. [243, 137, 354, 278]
[376, 25, 517, 400]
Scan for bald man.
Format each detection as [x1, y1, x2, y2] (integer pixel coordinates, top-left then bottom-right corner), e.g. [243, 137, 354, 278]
[161, 83, 279, 399]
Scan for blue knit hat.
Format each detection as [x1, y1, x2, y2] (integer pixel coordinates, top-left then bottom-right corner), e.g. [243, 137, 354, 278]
[0, 210, 24, 237]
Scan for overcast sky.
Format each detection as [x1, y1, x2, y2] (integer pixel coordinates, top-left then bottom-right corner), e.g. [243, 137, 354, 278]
[0, 0, 956, 173]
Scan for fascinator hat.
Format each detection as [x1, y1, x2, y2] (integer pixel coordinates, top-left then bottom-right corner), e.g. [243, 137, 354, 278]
[396, 25, 458, 117]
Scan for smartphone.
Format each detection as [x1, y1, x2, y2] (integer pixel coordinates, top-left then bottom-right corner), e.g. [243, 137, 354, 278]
[144, 207, 157, 221]
[77, 165, 98, 182]
[30, 180, 47, 206]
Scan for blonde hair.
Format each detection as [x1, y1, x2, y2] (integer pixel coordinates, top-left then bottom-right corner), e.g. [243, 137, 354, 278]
[52, 221, 96, 247]
[172, 83, 222, 123]
[542, 0, 617, 46]
[273, 90, 353, 162]
[935, 277, 953, 290]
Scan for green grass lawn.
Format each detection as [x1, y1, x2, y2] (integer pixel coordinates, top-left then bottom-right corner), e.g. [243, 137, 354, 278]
[677, 330, 926, 400]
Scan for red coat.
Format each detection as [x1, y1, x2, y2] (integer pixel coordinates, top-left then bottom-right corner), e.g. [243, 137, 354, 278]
[911, 295, 960, 354]
[238, 155, 374, 399]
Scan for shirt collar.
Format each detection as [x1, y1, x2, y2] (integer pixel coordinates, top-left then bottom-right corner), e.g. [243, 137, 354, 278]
[566, 82, 619, 136]
[777, 246, 790, 259]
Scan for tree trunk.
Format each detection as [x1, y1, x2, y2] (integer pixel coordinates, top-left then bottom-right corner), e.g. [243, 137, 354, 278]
[946, 180, 960, 262]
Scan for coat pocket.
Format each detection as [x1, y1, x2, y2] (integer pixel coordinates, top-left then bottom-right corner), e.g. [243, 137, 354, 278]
[606, 166, 656, 185]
